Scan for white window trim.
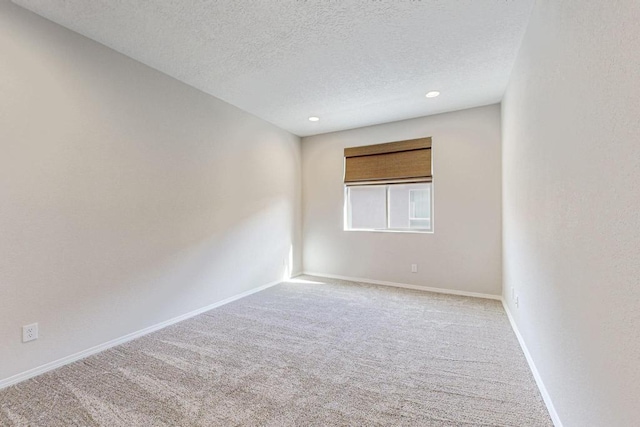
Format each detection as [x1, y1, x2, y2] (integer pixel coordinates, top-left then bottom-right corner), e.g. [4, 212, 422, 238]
[343, 183, 434, 234]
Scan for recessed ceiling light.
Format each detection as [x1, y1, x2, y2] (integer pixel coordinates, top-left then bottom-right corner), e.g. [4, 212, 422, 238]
[425, 91, 440, 98]
[308, 116, 320, 122]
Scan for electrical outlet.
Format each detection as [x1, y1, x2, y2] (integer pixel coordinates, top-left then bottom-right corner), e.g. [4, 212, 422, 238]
[411, 264, 418, 273]
[515, 296, 519, 308]
[22, 323, 38, 343]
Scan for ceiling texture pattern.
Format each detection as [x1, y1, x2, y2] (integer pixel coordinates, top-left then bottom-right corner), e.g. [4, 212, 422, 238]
[12, 0, 534, 136]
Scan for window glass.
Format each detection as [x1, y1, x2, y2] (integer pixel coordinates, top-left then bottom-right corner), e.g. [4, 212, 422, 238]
[345, 183, 432, 232]
[346, 185, 387, 230]
[388, 183, 432, 230]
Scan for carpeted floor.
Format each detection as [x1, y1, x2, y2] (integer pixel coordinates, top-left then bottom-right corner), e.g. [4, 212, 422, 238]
[0, 275, 552, 426]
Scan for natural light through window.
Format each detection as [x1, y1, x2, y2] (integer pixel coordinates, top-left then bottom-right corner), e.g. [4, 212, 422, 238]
[345, 183, 432, 232]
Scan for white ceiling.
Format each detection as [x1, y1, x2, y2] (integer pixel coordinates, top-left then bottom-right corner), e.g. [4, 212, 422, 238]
[13, 0, 534, 137]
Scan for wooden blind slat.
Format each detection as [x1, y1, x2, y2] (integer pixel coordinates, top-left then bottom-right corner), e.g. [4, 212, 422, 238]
[345, 177, 432, 186]
[344, 149, 431, 183]
[344, 137, 431, 158]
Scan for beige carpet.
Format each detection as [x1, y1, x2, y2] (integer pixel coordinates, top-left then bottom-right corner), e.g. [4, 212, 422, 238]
[0, 275, 552, 426]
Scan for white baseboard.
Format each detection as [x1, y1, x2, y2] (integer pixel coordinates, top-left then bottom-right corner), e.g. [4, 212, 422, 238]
[302, 271, 501, 301]
[502, 301, 563, 427]
[0, 277, 284, 390]
[0, 272, 562, 427]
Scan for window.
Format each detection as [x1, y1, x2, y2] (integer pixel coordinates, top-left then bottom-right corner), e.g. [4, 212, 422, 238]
[408, 188, 431, 229]
[346, 185, 387, 229]
[343, 137, 433, 233]
[345, 182, 433, 232]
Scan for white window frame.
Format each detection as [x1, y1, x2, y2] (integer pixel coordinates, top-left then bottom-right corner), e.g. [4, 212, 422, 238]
[344, 182, 434, 234]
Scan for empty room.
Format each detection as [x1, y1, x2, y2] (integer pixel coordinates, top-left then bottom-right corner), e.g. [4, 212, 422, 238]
[0, 1, 638, 426]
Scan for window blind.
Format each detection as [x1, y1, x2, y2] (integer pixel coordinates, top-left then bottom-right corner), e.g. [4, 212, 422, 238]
[343, 137, 432, 185]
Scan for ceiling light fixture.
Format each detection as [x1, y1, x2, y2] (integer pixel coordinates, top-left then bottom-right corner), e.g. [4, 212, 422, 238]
[308, 116, 320, 122]
[425, 91, 440, 98]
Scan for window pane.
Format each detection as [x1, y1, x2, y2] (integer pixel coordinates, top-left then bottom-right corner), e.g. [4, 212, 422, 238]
[347, 186, 387, 229]
[388, 183, 431, 230]
[410, 189, 430, 219]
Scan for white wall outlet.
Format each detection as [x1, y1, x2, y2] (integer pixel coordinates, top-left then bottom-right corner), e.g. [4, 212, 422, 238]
[411, 264, 418, 273]
[515, 296, 519, 308]
[22, 323, 38, 342]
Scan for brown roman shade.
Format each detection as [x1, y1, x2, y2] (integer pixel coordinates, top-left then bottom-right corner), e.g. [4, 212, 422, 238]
[343, 137, 432, 185]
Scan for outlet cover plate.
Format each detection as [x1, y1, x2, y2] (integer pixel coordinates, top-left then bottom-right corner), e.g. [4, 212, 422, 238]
[22, 323, 38, 342]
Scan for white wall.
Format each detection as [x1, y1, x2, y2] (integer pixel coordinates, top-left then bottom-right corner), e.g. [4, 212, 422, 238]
[302, 105, 502, 296]
[0, 1, 301, 382]
[502, 1, 640, 425]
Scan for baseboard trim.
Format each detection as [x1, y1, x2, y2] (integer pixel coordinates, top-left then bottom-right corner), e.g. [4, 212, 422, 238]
[0, 277, 285, 390]
[502, 301, 563, 427]
[302, 271, 501, 301]
[0, 273, 561, 427]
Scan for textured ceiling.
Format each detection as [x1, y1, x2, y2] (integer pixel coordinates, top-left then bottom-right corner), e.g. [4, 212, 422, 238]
[12, 0, 534, 136]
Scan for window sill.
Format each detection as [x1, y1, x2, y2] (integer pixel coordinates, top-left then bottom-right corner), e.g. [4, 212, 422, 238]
[344, 228, 433, 234]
